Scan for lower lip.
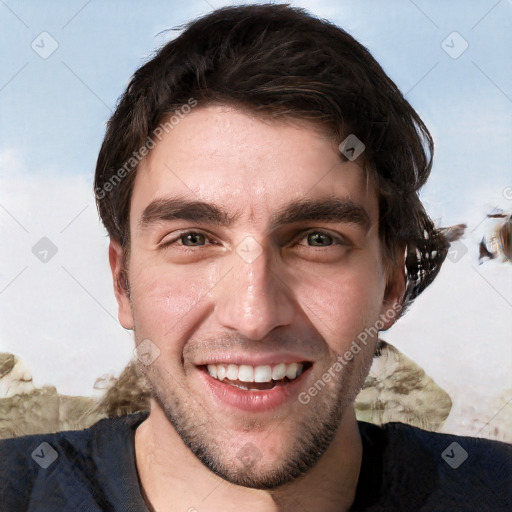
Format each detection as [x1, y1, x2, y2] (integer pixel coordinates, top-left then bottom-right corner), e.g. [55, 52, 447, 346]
[200, 366, 311, 413]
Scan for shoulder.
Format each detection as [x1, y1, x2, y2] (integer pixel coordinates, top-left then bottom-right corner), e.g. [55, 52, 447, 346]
[357, 421, 512, 511]
[381, 420, 511, 461]
[385, 421, 512, 482]
[0, 412, 148, 511]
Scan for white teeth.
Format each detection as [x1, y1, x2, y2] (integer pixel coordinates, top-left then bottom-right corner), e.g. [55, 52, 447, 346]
[216, 365, 227, 381]
[254, 365, 272, 383]
[206, 362, 305, 384]
[286, 363, 299, 380]
[238, 365, 254, 382]
[207, 365, 217, 379]
[272, 363, 286, 380]
[227, 364, 238, 380]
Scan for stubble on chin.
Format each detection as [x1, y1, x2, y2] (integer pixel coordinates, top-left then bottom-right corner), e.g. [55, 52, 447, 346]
[137, 349, 369, 490]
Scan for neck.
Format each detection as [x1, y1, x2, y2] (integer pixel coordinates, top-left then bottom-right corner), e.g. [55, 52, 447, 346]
[135, 400, 362, 512]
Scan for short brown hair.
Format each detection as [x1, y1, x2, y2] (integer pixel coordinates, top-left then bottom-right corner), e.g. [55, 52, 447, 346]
[94, 3, 448, 312]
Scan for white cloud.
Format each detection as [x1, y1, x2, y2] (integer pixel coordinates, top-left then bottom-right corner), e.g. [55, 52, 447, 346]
[0, 150, 133, 396]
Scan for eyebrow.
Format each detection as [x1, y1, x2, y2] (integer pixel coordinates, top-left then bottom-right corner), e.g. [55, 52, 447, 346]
[271, 197, 371, 231]
[138, 196, 239, 229]
[138, 196, 371, 232]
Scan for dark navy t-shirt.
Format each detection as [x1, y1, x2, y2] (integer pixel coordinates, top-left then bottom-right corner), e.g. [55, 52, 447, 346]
[0, 411, 510, 511]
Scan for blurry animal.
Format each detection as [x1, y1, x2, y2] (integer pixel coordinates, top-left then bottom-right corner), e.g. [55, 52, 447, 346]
[479, 237, 495, 264]
[480, 211, 511, 263]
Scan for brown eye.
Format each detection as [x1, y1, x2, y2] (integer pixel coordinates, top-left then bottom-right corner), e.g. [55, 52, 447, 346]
[307, 232, 333, 246]
[181, 232, 206, 246]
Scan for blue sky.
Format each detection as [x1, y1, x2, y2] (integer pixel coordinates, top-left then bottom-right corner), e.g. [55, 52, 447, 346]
[1, 0, 511, 225]
[0, 1, 511, 410]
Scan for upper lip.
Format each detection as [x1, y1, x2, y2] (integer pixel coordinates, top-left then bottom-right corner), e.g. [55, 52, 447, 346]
[194, 352, 315, 367]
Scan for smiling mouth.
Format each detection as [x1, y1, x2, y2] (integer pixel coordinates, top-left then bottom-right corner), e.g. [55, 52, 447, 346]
[202, 362, 313, 391]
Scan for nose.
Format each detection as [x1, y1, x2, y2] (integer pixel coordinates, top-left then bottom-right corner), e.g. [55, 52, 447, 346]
[213, 244, 295, 340]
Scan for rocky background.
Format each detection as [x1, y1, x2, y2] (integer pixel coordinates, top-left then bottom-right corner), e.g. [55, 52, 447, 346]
[0, 340, 461, 440]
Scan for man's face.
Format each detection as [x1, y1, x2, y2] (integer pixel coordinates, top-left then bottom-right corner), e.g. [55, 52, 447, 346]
[111, 105, 401, 488]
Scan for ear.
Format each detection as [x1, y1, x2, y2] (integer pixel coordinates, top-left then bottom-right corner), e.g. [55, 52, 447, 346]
[378, 251, 406, 331]
[108, 239, 134, 330]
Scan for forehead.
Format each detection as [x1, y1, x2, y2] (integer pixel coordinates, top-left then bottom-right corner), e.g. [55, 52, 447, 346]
[130, 105, 378, 227]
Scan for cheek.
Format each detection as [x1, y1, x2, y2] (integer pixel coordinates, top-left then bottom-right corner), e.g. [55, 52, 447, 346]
[128, 258, 221, 343]
[296, 255, 386, 352]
